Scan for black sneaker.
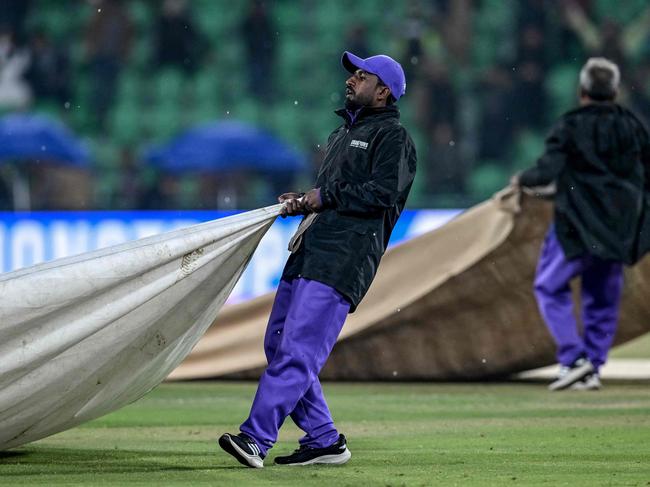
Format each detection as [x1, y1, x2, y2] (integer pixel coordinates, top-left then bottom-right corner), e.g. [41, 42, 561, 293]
[218, 432, 265, 468]
[274, 434, 351, 466]
[548, 357, 594, 391]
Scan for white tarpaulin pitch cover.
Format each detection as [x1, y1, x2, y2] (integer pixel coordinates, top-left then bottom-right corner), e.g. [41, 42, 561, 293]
[0, 204, 280, 450]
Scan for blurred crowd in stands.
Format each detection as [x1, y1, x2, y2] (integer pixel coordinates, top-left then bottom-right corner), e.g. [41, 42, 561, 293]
[1, 0, 650, 210]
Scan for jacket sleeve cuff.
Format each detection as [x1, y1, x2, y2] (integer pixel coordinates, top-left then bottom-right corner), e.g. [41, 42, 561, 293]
[518, 168, 539, 187]
[319, 187, 335, 208]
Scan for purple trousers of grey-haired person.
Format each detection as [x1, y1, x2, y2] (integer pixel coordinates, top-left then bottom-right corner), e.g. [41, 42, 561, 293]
[534, 226, 624, 372]
[240, 277, 350, 456]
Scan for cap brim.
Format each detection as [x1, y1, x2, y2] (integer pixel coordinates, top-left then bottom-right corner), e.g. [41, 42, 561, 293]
[341, 51, 367, 74]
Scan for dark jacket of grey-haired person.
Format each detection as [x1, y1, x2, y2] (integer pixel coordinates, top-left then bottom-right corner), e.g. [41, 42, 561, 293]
[282, 104, 417, 311]
[519, 102, 650, 264]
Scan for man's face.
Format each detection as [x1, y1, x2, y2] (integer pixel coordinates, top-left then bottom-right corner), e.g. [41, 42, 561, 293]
[345, 69, 387, 109]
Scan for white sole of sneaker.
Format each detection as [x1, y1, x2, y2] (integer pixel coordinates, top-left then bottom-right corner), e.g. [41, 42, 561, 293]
[280, 448, 352, 466]
[218, 435, 264, 468]
[570, 383, 601, 391]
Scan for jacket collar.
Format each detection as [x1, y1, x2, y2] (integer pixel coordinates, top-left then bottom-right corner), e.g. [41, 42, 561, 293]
[565, 101, 619, 117]
[335, 105, 400, 128]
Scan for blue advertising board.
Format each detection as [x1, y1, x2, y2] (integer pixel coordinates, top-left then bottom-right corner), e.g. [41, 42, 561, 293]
[0, 209, 460, 302]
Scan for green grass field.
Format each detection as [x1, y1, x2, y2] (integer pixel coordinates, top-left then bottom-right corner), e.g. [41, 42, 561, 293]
[1, 381, 649, 486]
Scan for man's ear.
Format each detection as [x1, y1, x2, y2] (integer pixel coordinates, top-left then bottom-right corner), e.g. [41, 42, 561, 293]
[377, 85, 391, 101]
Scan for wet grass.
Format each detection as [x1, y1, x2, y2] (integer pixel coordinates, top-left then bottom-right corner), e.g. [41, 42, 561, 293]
[1, 381, 649, 486]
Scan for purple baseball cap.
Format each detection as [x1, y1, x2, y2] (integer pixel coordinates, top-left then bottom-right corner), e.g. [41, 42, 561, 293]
[342, 51, 406, 101]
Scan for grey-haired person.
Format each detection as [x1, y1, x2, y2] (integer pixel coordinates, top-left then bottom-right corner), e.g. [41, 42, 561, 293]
[513, 58, 650, 391]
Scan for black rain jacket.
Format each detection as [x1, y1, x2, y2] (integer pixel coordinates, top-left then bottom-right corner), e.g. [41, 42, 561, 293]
[519, 103, 650, 265]
[282, 105, 417, 311]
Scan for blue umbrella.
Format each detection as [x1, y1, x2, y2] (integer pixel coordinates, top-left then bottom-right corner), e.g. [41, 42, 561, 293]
[0, 114, 90, 210]
[144, 121, 305, 174]
[0, 113, 89, 166]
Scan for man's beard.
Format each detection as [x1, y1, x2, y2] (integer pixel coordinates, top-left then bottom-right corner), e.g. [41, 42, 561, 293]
[344, 97, 362, 110]
[344, 90, 372, 110]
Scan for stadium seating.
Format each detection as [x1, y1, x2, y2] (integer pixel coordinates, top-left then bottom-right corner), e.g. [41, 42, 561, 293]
[20, 0, 648, 209]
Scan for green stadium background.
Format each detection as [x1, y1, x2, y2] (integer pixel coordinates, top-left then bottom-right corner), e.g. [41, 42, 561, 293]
[3, 0, 650, 210]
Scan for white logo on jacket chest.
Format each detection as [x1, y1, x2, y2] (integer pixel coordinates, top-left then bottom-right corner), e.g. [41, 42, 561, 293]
[350, 140, 369, 149]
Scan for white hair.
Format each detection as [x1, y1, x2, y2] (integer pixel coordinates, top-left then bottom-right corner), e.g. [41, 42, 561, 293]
[579, 57, 620, 99]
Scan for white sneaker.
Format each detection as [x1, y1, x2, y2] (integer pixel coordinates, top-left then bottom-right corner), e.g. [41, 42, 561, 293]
[548, 358, 594, 391]
[570, 373, 601, 391]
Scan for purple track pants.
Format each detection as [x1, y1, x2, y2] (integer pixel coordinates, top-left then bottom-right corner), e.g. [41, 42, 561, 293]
[240, 278, 350, 456]
[534, 227, 624, 371]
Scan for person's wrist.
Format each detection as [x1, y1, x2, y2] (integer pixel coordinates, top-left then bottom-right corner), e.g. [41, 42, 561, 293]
[319, 187, 334, 208]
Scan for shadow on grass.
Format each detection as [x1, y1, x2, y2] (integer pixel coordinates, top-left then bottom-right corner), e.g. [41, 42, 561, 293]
[0, 451, 28, 459]
[0, 447, 232, 476]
